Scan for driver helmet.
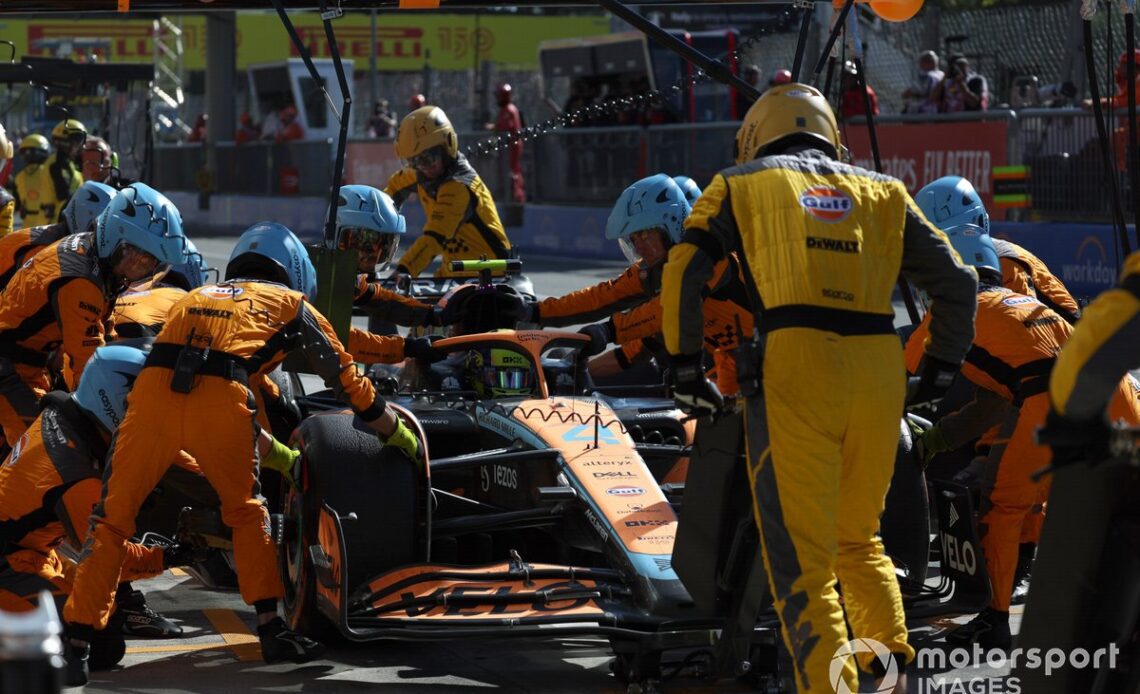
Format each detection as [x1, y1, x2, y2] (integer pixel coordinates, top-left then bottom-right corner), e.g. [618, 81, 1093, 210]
[333, 184, 406, 271]
[605, 173, 691, 265]
[466, 346, 536, 397]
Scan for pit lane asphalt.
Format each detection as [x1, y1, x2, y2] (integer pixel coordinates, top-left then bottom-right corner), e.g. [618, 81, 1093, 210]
[84, 240, 1009, 693]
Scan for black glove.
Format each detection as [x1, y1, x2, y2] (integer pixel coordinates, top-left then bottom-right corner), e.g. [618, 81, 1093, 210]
[907, 356, 959, 411]
[1038, 409, 1112, 469]
[163, 542, 207, 569]
[404, 336, 446, 363]
[387, 266, 412, 291]
[507, 296, 536, 325]
[578, 320, 614, 358]
[670, 353, 724, 418]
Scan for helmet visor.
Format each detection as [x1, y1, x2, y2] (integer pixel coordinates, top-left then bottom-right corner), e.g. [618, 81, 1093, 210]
[405, 146, 444, 171]
[484, 366, 534, 396]
[21, 148, 48, 164]
[338, 227, 399, 269]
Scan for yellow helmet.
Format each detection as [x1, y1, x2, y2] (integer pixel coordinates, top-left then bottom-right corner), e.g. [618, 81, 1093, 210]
[0, 123, 12, 161]
[395, 106, 458, 162]
[51, 118, 87, 146]
[734, 82, 841, 164]
[19, 134, 50, 164]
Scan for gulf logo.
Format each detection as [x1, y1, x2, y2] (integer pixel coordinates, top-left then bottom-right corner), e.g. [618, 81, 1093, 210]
[799, 186, 854, 223]
[607, 486, 645, 497]
[200, 285, 244, 299]
[1001, 295, 1037, 307]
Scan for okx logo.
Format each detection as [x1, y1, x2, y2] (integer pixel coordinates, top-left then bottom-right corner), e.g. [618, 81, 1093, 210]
[830, 638, 898, 693]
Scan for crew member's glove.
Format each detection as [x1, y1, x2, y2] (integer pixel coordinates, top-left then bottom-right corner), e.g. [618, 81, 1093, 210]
[1038, 409, 1112, 469]
[404, 336, 446, 363]
[916, 424, 952, 468]
[379, 415, 424, 466]
[952, 455, 986, 487]
[907, 356, 959, 412]
[261, 436, 301, 486]
[387, 266, 412, 291]
[578, 320, 614, 358]
[670, 353, 724, 418]
[506, 296, 536, 325]
[163, 542, 208, 569]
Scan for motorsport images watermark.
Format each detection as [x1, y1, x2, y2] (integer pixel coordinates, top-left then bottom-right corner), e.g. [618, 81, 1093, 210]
[829, 637, 1120, 693]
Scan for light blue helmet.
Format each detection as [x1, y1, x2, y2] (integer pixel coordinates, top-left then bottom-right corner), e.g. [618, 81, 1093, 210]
[165, 238, 210, 290]
[334, 184, 405, 270]
[71, 342, 149, 435]
[915, 175, 990, 235]
[225, 221, 317, 300]
[916, 176, 998, 275]
[63, 181, 117, 234]
[605, 174, 691, 265]
[95, 183, 185, 265]
[672, 176, 702, 207]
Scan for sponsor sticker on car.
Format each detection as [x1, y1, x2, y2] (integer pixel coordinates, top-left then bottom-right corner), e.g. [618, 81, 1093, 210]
[606, 486, 645, 497]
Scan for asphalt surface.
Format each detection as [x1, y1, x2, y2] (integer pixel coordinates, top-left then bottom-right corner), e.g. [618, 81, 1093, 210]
[81, 240, 1015, 693]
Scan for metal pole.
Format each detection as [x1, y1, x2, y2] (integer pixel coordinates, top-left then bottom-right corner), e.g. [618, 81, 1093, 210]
[369, 9, 378, 121]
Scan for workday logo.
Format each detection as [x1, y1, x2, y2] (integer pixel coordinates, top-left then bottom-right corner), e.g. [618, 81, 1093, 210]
[830, 638, 898, 693]
[1060, 236, 1115, 289]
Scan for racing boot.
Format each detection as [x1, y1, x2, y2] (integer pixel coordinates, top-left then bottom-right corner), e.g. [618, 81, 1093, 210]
[63, 638, 90, 688]
[1010, 542, 1035, 606]
[945, 607, 1011, 651]
[257, 617, 325, 664]
[117, 585, 184, 638]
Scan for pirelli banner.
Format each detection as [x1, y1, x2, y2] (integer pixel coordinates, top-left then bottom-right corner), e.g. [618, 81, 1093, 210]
[843, 117, 1011, 220]
[0, 13, 610, 71]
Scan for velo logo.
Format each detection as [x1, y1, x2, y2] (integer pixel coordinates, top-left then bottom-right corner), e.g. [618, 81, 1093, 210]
[800, 186, 854, 223]
[830, 638, 898, 693]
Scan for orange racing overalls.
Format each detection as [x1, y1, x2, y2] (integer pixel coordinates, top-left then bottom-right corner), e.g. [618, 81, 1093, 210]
[0, 232, 119, 443]
[0, 222, 70, 288]
[0, 393, 163, 614]
[992, 238, 1080, 324]
[64, 280, 388, 631]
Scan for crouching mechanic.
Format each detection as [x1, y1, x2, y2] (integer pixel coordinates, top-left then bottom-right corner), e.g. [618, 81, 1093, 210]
[63, 222, 425, 684]
[0, 183, 185, 445]
[385, 106, 512, 280]
[904, 211, 1140, 649]
[660, 83, 978, 692]
[0, 344, 199, 670]
[334, 184, 445, 364]
[0, 180, 118, 289]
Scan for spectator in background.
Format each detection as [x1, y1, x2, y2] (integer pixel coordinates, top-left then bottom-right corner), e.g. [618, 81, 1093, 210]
[367, 100, 397, 139]
[274, 105, 304, 144]
[839, 60, 880, 119]
[81, 136, 113, 185]
[769, 68, 793, 89]
[563, 79, 594, 128]
[933, 55, 988, 112]
[235, 112, 261, 146]
[1083, 49, 1140, 172]
[187, 113, 208, 144]
[902, 50, 944, 114]
[486, 83, 525, 203]
[735, 64, 762, 117]
[408, 93, 427, 114]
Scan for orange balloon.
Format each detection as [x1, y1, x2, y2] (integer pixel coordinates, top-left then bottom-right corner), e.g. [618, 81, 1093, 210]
[870, 0, 924, 22]
[831, 0, 924, 23]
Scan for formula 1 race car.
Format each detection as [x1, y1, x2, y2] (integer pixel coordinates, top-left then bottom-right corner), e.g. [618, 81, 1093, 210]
[273, 263, 992, 691]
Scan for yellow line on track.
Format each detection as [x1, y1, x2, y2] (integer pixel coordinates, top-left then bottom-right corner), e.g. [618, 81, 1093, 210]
[125, 642, 229, 654]
[203, 608, 262, 662]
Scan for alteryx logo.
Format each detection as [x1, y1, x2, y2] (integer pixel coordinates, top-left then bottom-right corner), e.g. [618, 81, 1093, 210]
[1061, 236, 1115, 290]
[799, 186, 853, 223]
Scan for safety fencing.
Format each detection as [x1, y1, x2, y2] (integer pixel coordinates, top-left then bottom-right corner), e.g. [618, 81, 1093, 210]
[151, 109, 1136, 223]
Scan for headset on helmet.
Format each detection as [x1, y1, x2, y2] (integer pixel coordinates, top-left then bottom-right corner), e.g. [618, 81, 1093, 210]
[71, 342, 150, 435]
[334, 184, 406, 270]
[51, 118, 87, 148]
[19, 134, 50, 165]
[605, 174, 691, 264]
[735, 82, 841, 164]
[95, 183, 185, 266]
[166, 238, 210, 291]
[395, 106, 458, 163]
[0, 123, 12, 163]
[466, 346, 536, 397]
[672, 176, 702, 206]
[226, 221, 317, 300]
[915, 176, 998, 275]
[63, 181, 117, 235]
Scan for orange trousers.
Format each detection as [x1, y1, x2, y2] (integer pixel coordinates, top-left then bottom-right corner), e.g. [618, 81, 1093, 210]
[64, 368, 282, 630]
[977, 393, 1051, 612]
[0, 549, 70, 614]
